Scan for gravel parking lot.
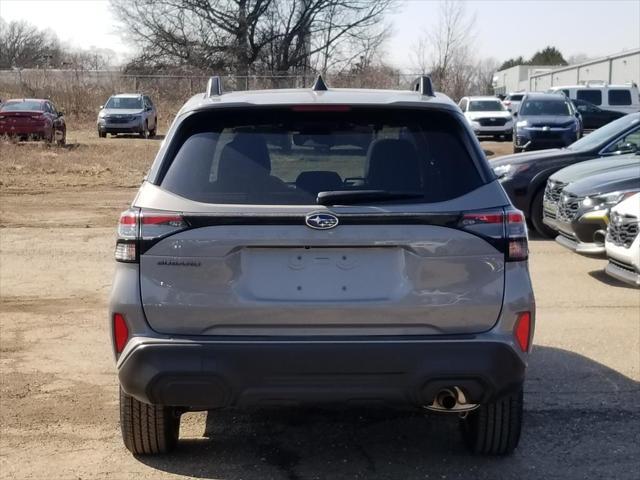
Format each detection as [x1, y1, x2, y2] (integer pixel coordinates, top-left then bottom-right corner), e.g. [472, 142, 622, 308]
[1, 136, 638, 479]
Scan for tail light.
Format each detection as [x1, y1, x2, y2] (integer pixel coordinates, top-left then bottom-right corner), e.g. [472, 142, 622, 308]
[113, 313, 129, 353]
[505, 209, 528, 261]
[459, 207, 528, 262]
[514, 312, 532, 352]
[115, 209, 187, 263]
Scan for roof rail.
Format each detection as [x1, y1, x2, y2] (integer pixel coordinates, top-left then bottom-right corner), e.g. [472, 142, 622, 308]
[312, 75, 328, 91]
[412, 75, 435, 97]
[206, 76, 223, 97]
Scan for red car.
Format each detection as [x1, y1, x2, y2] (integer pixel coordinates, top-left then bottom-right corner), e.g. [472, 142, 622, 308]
[0, 98, 66, 145]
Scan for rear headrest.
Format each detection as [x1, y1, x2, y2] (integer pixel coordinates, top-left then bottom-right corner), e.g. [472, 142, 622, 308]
[295, 171, 343, 196]
[217, 133, 271, 181]
[365, 138, 422, 191]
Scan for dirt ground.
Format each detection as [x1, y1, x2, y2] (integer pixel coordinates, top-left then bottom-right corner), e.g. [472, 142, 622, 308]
[1, 133, 638, 479]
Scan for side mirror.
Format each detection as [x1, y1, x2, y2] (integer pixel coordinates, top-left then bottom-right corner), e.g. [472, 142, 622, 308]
[57, 111, 64, 117]
[512, 112, 518, 118]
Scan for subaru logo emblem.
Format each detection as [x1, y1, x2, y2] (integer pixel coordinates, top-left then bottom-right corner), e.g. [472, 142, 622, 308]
[305, 212, 339, 230]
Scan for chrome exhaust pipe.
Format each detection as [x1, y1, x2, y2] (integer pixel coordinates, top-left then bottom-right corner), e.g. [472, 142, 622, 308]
[424, 386, 479, 413]
[436, 389, 457, 410]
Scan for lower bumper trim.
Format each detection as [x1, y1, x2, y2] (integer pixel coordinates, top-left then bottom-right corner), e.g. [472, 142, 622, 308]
[555, 233, 605, 255]
[118, 339, 526, 409]
[605, 260, 640, 286]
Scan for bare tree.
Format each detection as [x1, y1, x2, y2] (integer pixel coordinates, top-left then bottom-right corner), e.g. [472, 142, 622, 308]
[411, 0, 478, 100]
[0, 19, 63, 69]
[471, 57, 500, 95]
[111, 0, 393, 77]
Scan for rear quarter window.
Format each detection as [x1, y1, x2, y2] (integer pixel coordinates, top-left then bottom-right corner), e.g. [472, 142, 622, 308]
[158, 107, 486, 205]
[608, 90, 632, 106]
[576, 89, 602, 105]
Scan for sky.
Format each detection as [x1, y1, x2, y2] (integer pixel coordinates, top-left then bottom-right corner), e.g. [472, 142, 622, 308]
[0, 0, 639, 69]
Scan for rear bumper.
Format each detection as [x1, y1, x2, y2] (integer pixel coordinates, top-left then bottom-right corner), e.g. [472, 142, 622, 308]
[0, 126, 47, 137]
[118, 337, 526, 409]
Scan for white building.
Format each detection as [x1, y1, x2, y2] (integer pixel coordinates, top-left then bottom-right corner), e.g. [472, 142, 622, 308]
[492, 48, 640, 95]
[528, 49, 640, 91]
[492, 65, 556, 95]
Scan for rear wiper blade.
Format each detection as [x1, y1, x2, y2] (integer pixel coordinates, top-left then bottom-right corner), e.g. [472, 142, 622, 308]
[316, 190, 424, 205]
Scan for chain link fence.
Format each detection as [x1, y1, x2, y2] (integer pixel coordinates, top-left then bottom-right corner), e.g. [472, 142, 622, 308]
[0, 68, 422, 124]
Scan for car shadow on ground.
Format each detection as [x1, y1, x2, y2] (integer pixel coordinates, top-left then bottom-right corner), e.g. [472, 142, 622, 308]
[588, 268, 638, 289]
[136, 346, 639, 479]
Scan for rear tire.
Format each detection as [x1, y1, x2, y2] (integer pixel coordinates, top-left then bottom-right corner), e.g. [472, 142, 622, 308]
[119, 388, 180, 455]
[460, 387, 523, 455]
[531, 189, 557, 238]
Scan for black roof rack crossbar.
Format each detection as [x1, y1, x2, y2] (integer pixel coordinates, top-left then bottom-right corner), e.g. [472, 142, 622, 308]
[206, 76, 223, 97]
[312, 75, 328, 91]
[412, 75, 435, 97]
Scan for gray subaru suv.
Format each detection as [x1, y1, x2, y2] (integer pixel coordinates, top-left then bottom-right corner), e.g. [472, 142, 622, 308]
[109, 76, 535, 456]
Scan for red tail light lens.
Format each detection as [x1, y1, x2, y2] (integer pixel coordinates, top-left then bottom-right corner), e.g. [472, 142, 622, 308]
[459, 208, 528, 262]
[113, 313, 129, 353]
[114, 209, 187, 263]
[115, 209, 139, 262]
[514, 312, 532, 352]
[140, 211, 187, 239]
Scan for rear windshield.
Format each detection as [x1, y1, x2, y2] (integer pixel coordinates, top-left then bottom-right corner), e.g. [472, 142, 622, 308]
[468, 100, 505, 112]
[105, 97, 142, 109]
[0, 100, 44, 112]
[519, 98, 571, 116]
[158, 107, 485, 205]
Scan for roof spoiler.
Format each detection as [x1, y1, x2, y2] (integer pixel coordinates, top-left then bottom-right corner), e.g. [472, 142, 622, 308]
[412, 75, 435, 97]
[206, 76, 223, 97]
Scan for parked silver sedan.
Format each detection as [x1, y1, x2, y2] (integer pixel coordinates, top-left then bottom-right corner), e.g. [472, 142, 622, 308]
[97, 93, 157, 138]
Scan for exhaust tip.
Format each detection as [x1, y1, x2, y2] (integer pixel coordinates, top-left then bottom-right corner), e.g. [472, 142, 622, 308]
[436, 389, 458, 410]
[424, 386, 479, 413]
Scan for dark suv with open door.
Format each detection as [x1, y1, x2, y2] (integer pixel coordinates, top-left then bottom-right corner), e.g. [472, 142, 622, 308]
[109, 76, 535, 456]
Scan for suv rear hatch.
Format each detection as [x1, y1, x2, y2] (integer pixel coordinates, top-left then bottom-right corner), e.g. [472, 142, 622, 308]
[125, 106, 524, 336]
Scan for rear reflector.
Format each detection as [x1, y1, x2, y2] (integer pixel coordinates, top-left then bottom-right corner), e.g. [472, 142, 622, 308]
[514, 312, 531, 352]
[113, 313, 129, 353]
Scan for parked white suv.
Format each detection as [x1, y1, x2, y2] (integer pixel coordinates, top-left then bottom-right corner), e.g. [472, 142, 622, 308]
[547, 82, 640, 115]
[458, 96, 514, 140]
[605, 192, 640, 286]
[503, 92, 526, 115]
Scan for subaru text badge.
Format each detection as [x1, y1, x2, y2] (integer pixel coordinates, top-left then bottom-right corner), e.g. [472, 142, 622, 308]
[305, 212, 339, 230]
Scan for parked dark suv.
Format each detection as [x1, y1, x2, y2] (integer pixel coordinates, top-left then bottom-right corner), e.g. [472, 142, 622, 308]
[109, 76, 535, 456]
[492, 113, 640, 236]
[513, 92, 581, 152]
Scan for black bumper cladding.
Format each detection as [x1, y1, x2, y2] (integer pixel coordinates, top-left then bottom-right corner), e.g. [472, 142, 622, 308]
[118, 340, 525, 409]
